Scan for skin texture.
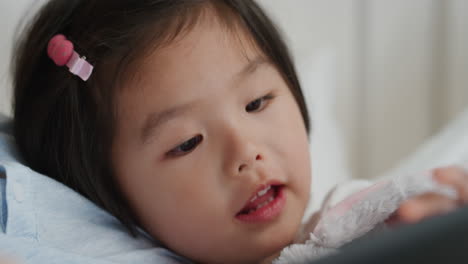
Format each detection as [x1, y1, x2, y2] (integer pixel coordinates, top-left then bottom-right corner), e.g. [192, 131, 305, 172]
[111, 13, 311, 264]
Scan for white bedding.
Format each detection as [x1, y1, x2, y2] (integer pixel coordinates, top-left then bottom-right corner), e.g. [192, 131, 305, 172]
[381, 107, 468, 179]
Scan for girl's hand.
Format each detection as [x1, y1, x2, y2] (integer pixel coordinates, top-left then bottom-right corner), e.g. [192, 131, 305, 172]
[386, 166, 468, 225]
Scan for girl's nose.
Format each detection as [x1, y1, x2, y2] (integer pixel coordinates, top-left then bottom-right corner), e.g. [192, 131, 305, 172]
[222, 125, 265, 178]
[238, 154, 263, 173]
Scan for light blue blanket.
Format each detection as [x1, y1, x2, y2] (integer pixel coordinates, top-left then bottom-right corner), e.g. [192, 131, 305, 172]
[0, 114, 190, 264]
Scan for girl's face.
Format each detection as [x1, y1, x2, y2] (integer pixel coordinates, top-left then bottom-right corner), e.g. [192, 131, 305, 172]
[112, 15, 311, 264]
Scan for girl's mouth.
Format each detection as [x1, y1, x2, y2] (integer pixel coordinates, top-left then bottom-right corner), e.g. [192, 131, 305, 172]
[235, 184, 286, 222]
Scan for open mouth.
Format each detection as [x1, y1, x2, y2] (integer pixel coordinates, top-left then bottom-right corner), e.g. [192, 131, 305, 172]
[236, 184, 286, 222]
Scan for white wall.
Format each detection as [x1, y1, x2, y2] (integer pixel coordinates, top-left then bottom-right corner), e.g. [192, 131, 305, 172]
[443, 0, 468, 123]
[0, 0, 43, 116]
[362, 0, 468, 177]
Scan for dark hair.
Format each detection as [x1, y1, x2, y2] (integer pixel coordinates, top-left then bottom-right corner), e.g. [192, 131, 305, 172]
[12, 0, 310, 236]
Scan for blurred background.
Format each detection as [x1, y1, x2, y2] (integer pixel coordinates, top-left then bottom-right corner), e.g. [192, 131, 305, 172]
[0, 1, 467, 203]
[258, 0, 468, 182]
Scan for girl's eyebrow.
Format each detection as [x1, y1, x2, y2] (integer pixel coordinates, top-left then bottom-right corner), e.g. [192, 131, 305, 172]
[235, 56, 268, 81]
[140, 56, 268, 144]
[140, 101, 197, 144]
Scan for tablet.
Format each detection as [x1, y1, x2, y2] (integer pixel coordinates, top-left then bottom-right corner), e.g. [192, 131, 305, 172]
[311, 205, 468, 264]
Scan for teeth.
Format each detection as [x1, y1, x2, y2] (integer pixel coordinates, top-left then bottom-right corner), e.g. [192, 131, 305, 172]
[257, 185, 271, 197]
[249, 185, 272, 202]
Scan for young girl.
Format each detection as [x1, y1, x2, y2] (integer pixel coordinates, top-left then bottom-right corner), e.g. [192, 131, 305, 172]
[7, 0, 468, 263]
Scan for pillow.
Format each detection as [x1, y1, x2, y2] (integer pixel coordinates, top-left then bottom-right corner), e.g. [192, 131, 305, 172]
[380, 106, 468, 178]
[0, 113, 189, 263]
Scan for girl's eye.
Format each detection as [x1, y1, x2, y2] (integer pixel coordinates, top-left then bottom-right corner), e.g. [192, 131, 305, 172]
[245, 94, 274, 113]
[166, 135, 203, 157]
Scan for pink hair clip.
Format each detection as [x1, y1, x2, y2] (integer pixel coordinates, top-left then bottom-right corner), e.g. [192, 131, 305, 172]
[47, 34, 94, 81]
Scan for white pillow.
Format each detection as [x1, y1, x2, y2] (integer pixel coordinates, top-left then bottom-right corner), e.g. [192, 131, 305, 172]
[380, 107, 468, 179]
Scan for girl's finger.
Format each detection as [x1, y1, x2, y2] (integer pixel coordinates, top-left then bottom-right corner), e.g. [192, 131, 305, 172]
[396, 192, 458, 223]
[433, 166, 468, 203]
